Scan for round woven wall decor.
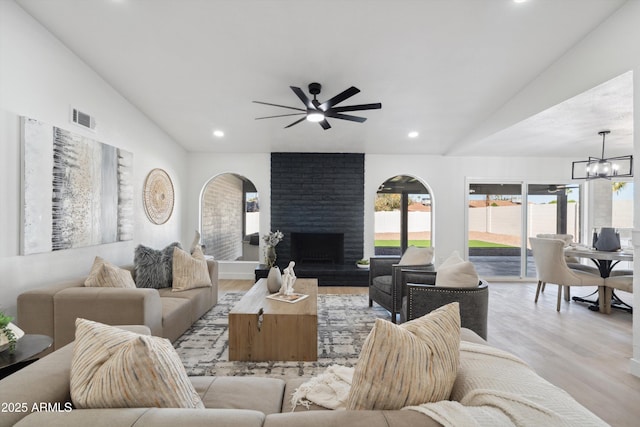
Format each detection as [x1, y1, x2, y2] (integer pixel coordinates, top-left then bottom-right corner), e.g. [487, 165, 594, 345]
[143, 168, 174, 225]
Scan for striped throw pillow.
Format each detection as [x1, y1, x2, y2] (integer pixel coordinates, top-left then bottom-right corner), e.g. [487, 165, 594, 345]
[84, 256, 136, 288]
[346, 302, 461, 410]
[172, 246, 211, 292]
[70, 318, 204, 409]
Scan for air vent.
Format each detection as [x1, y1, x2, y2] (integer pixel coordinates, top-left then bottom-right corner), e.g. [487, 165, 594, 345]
[71, 108, 96, 130]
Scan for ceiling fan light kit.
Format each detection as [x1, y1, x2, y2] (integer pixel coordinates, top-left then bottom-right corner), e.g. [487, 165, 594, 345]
[253, 82, 381, 130]
[571, 130, 633, 179]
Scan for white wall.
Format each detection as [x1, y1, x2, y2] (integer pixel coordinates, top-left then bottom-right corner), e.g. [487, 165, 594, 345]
[365, 155, 574, 266]
[0, 2, 188, 316]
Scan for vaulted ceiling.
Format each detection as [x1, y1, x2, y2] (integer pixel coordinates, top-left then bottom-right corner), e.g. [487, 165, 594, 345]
[15, 0, 633, 157]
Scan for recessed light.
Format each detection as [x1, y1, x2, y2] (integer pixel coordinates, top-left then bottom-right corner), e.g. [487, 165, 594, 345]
[513, 0, 527, 3]
[408, 131, 419, 138]
[213, 130, 224, 138]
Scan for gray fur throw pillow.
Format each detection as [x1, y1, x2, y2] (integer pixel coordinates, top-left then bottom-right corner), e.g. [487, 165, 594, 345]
[134, 242, 182, 289]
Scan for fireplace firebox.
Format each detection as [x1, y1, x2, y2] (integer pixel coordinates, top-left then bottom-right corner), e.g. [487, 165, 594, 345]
[290, 232, 344, 265]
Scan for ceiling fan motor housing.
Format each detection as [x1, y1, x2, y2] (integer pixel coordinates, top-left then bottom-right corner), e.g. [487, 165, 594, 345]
[308, 82, 322, 96]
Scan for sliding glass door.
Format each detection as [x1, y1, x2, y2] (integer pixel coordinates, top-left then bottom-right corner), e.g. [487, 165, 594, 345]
[467, 181, 581, 278]
[468, 183, 523, 277]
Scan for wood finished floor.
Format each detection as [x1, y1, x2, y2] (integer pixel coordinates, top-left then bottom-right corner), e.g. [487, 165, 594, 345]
[220, 279, 639, 426]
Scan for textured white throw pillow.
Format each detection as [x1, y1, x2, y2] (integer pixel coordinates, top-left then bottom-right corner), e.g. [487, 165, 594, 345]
[172, 246, 211, 292]
[84, 256, 136, 288]
[347, 302, 461, 410]
[435, 251, 479, 288]
[70, 318, 203, 409]
[398, 246, 434, 266]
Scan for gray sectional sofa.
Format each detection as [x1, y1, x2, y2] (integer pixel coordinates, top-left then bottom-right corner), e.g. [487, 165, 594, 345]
[0, 327, 607, 427]
[16, 260, 218, 353]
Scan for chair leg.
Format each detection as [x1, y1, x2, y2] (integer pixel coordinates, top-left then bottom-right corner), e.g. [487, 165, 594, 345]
[599, 286, 612, 314]
[564, 285, 571, 301]
[541, 282, 546, 292]
[368, 298, 373, 307]
[535, 280, 543, 303]
[556, 285, 562, 312]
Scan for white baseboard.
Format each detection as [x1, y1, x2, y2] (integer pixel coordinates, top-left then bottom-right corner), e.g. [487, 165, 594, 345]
[217, 260, 258, 281]
[630, 358, 640, 378]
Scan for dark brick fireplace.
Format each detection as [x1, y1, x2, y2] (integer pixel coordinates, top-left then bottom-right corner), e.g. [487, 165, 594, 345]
[262, 152, 366, 285]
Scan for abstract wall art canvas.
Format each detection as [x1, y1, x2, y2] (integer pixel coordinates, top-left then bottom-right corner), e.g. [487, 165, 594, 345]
[21, 117, 133, 255]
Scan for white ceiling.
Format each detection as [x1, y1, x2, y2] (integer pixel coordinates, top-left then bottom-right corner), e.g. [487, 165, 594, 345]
[15, 0, 633, 157]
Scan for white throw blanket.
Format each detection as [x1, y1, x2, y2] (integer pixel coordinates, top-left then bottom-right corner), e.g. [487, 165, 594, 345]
[290, 364, 354, 410]
[291, 342, 608, 426]
[405, 341, 609, 427]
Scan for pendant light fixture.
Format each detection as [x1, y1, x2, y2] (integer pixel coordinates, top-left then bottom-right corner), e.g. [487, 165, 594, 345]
[571, 131, 633, 179]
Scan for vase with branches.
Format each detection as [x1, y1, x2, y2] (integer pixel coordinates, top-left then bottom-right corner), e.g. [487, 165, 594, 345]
[263, 230, 284, 267]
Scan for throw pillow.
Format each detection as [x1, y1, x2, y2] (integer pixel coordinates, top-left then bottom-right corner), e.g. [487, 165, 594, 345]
[346, 302, 461, 410]
[134, 242, 181, 289]
[435, 251, 479, 288]
[398, 246, 434, 266]
[172, 246, 211, 292]
[70, 318, 203, 409]
[84, 256, 136, 288]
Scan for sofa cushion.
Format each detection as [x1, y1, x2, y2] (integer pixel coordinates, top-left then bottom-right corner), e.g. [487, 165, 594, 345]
[399, 246, 434, 266]
[346, 302, 461, 410]
[435, 251, 479, 288]
[371, 275, 393, 295]
[172, 246, 212, 292]
[84, 256, 136, 288]
[190, 376, 286, 415]
[70, 318, 203, 409]
[134, 242, 181, 289]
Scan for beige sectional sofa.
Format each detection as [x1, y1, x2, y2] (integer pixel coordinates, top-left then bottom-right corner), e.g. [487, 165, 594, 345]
[16, 260, 218, 353]
[0, 327, 607, 427]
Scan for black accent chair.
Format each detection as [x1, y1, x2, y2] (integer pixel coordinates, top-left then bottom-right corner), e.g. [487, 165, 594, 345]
[399, 269, 489, 339]
[368, 256, 435, 323]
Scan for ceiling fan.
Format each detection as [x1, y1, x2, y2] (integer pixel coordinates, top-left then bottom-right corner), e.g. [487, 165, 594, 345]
[547, 184, 579, 193]
[253, 82, 382, 130]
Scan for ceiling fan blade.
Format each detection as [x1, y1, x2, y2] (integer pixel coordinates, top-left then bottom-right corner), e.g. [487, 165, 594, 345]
[319, 119, 331, 130]
[255, 113, 306, 120]
[284, 117, 308, 128]
[319, 86, 360, 110]
[252, 101, 306, 112]
[324, 112, 367, 123]
[290, 86, 314, 109]
[328, 103, 382, 113]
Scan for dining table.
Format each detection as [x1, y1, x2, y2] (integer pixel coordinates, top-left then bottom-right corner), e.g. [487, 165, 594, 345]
[564, 246, 633, 312]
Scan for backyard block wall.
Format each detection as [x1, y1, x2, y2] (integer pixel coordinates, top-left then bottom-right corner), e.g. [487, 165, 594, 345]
[270, 152, 365, 266]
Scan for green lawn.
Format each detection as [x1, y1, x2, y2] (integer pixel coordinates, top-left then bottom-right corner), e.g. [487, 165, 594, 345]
[375, 239, 515, 248]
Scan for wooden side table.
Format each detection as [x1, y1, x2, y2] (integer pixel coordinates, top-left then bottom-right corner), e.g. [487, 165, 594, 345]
[0, 334, 53, 379]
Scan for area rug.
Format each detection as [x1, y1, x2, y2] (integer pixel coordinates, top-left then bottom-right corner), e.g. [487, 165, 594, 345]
[173, 292, 388, 379]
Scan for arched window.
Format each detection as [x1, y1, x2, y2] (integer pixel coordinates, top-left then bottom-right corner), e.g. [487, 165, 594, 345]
[200, 173, 259, 261]
[375, 175, 432, 255]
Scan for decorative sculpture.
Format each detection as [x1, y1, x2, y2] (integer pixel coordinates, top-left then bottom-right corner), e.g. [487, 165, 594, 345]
[280, 261, 297, 296]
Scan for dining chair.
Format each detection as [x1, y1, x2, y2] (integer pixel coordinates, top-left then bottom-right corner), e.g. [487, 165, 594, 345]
[529, 237, 605, 312]
[602, 274, 633, 314]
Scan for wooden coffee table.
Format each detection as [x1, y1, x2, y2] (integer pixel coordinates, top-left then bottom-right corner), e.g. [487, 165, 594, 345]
[228, 278, 318, 361]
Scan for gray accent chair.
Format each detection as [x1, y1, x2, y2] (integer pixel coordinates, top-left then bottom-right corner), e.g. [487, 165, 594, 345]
[368, 256, 434, 323]
[398, 269, 489, 339]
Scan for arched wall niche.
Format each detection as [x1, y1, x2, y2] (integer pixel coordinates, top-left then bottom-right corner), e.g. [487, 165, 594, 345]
[200, 173, 260, 261]
[374, 174, 434, 256]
